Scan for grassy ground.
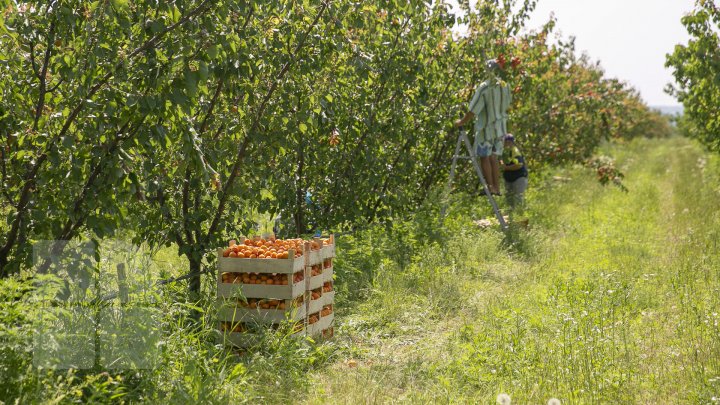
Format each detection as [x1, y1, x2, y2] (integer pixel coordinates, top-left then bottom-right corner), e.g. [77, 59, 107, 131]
[304, 137, 720, 404]
[1, 136, 718, 403]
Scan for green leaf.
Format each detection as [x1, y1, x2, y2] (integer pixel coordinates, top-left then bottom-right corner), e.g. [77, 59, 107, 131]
[184, 69, 198, 96]
[171, 5, 181, 23]
[110, 0, 128, 10]
[208, 45, 219, 59]
[299, 123, 308, 133]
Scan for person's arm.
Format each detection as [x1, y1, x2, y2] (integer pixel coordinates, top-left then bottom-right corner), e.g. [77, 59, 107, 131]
[503, 152, 525, 171]
[455, 111, 475, 127]
[456, 82, 488, 127]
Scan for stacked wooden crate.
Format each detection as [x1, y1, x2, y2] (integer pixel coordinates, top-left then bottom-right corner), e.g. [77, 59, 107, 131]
[217, 235, 335, 347]
[309, 235, 335, 337]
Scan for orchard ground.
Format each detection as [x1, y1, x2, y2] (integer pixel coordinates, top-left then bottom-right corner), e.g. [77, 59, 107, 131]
[1, 136, 718, 403]
[300, 136, 720, 403]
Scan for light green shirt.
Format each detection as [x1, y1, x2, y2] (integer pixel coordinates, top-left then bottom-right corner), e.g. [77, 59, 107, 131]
[468, 80, 511, 147]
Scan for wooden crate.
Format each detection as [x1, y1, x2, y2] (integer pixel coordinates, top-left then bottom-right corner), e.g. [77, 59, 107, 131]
[217, 248, 305, 274]
[308, 271, 323, 290]
[219, 322, 306, 348]
[322, 266, 334, 283]
[306, 310, 322, 334]
[218, 277, 305, 300]
[321, 327, 334, 339]
[308, 287, 323, 314]
[321, 290, 335, 307]
[321, 280, 334, 305]
[217, 235, 337, 346]
[307, 248, 323, 267]
[308, 312, 334, 336]
[217, 298, 307, 324]
[320, 235, 336, 260]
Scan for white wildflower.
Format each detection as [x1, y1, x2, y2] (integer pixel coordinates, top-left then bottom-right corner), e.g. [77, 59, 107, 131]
[548, 398, 562, 405]
[496, 393, 511, 405]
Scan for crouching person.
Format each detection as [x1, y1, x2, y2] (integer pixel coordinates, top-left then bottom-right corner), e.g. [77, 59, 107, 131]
[501, 134, 528, 209]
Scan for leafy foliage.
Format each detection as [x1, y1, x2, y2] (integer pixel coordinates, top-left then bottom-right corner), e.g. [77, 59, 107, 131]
[0, 0, 666, 283]
[587, 155, 628, 192]
[666, 0, 720, 152]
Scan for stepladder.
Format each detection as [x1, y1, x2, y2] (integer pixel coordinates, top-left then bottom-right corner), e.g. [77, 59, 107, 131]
[442, 129, 508, 231]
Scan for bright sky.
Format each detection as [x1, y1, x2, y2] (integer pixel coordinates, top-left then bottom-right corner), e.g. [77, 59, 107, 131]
[449, 0, 694, 106]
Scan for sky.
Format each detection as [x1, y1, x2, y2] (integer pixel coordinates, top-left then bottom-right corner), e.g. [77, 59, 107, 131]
[449, 0, 694, 107]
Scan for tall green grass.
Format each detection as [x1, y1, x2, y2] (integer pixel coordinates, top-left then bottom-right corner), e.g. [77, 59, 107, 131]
[1, 137, 718, 403]
[305, 137, 720, 404]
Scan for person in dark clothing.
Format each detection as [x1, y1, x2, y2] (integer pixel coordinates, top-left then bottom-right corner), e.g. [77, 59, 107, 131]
[500, 134, 528, 209]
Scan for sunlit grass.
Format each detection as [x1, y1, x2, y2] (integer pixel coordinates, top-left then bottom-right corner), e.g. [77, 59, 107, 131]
[1, 137, 718, 403]
[304, 137, 720, 404]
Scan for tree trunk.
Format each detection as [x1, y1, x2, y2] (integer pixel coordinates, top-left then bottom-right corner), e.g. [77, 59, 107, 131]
[295, 135, 305, 236]
[188, 255, 202, 297]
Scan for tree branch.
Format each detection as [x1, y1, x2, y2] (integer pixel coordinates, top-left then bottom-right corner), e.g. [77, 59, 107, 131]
[157, 186, 187, 248]
[47, 78, 64, 93]
[58, 118, 143, 241]
[33, 21, 56, 131]
[199, 78, 224, 134]
[0, 148, 16, 209]
[181, 168, 195, 245]
[0, 0, 217, 271]
[29, 40, 40, 79]
[206, 0, 330, 240]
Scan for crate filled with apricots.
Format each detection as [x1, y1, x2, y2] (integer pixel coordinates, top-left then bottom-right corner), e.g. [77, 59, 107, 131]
[217, 295, 306, 324]
[217, 237, 309, 300]
[217, 234, 337, 342]
[308, 306, 335, 336]
[320, 235, 336, 260]
[322, 257, 334, 282]
[219, 320, 304, 348]
[307, 286, 324, 314]
[308, 263, 324, 290]
[321, 281, 335, 307]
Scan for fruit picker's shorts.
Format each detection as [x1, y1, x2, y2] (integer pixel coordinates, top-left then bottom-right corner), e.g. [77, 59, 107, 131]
[476, 138, 504, 158]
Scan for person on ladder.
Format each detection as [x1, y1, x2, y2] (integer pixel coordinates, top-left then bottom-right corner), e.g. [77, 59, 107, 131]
[454, 59, 512, 196]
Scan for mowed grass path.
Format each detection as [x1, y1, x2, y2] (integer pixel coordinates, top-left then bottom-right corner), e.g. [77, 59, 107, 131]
[303, 138, 720, 404]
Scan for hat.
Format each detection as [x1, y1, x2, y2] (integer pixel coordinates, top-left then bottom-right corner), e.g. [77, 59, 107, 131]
[486, 59, 500, 71]
[504, 134, 515, 142]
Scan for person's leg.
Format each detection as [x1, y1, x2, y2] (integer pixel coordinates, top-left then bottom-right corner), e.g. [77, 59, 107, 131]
[514, 177, 528, 209]
[489, 155, 501, 194]
[476, 142, 496, 194]
[505, 180, 517, 209]
[480, 156, 495, 193]
[490, 138, 504, 195]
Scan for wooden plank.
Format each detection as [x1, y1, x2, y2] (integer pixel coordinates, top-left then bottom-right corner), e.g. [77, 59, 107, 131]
[217, 279, 305, 300]
[307, 249, 322, 266]
[217, 303, 306, 324]
[217, 248, 304, 274]
[221, 327, 306, 348]
[308, 273, 323, 290]
[308, 296, 323, 314]
[308, 312, 334, 336]
[322, 290, 335, 307]
[322, 266, 334, 283]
